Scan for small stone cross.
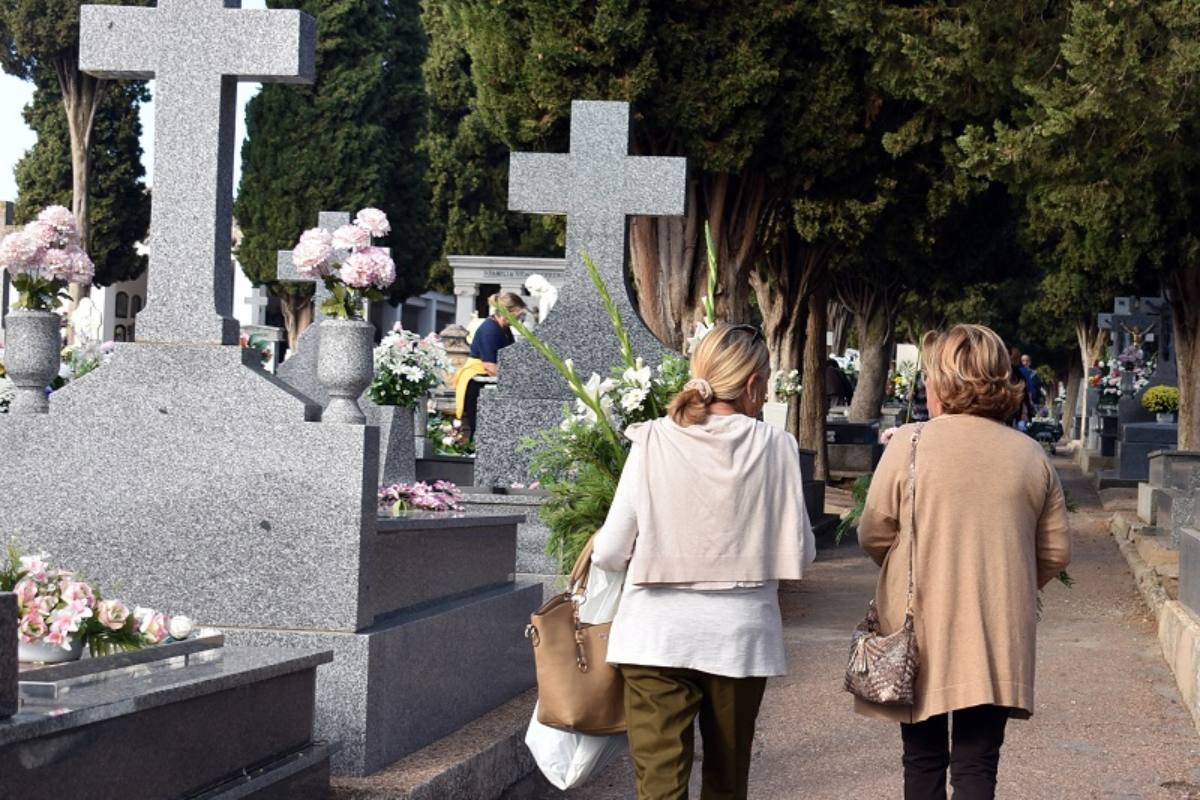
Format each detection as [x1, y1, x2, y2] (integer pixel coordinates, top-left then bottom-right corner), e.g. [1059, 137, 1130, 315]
[79, 0, 316, 345]
[243, 286, 270, 326]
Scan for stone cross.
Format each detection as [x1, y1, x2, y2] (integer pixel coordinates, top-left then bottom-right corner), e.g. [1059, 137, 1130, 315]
[243, 286, 270, 326]
[505, 100, 687, 386]
[79, 0, 316, 345]
[275, 211, 351, 326]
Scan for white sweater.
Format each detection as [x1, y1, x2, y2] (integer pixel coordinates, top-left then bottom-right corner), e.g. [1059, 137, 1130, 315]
[592, 444, 789, 678]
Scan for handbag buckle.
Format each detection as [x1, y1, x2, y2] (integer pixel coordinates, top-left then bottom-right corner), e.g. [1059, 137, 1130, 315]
[524, 624, 540, 646]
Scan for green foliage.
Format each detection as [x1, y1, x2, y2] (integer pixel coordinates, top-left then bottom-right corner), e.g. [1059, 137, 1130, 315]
[13, 72, 150, 285]
[236, 0, 435, 306]
[9, 273, 68, 312]
[1142, 385, 1180, 415]
[835, 474, 872, 545]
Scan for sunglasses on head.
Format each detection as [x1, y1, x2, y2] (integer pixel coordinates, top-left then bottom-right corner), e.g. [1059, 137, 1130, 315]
[729, 323, 765, 344]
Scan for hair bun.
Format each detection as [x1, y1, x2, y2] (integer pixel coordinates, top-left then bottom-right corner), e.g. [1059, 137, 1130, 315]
[683, 378, 714, 402]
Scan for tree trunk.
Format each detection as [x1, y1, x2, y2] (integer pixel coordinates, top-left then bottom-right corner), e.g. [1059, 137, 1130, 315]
[837, 273, 901, 422]
[629, 169, 776, 348]
[800, 284, 829, 481]
[1168, 266, 1200, 450]
[828, 298, 851, 356]
[53, 57, 106, 344]
[1074, 320, 1110, 445]
[279, 293, 314, 352]
[1062, 356, 1083, 444]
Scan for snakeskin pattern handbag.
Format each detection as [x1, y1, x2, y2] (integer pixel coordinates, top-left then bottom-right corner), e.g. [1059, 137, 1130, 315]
[844, 424, 924, 706]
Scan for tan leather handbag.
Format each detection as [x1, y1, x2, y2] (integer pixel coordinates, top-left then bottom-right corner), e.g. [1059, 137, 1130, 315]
[525, 537, 626, 735]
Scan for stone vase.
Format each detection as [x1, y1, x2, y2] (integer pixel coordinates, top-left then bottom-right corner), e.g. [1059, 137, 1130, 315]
[1157, 412, 1177, 424]
[317, 318, 375, 424]
[19, 636, 85, 664]
[4, 310, 61, 414]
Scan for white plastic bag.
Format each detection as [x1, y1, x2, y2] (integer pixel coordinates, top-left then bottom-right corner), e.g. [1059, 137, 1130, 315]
[525, 704, 627, 790]
[526, 563, 626, 790]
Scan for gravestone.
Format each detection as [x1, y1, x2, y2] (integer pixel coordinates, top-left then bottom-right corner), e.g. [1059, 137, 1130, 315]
[826, 419, 883, 478]
[0, 0, 537, 775]
[274, 211, 414, 483]
[0, 593, 15, 719]
[474, 100, 687, 487]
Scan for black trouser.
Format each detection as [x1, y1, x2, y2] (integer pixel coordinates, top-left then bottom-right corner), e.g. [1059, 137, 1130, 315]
[900, 704, 1009, 800]
[462, 378, 484, 439]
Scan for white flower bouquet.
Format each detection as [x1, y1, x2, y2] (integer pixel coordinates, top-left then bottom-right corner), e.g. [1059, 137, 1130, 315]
[369, 323, 451, 409]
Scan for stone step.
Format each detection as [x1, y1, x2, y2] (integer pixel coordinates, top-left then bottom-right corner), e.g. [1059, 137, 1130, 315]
[331, 689, 537, 800]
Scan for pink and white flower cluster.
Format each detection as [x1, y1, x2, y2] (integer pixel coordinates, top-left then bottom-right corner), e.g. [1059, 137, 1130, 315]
[378, 480, 465, 514]
[290, 207, 395, 291]
[0, 206, 95, 286]
[369, 323, 451, 408]
[6, 550, 182, 653]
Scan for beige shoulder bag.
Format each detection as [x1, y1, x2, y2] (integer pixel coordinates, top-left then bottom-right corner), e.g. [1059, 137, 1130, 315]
[844, 423, 924, 705]
[525, 536, 626, 735]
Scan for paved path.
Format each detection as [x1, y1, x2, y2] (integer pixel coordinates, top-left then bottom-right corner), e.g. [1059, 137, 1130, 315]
[532, 458, 1200, 798]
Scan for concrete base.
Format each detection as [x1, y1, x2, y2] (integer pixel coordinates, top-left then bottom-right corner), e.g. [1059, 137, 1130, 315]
[228, 582, 541, 777]
[827, 443, 883, 477]
[462, 492, 559, 598]
[1076, 446, 1115, 477]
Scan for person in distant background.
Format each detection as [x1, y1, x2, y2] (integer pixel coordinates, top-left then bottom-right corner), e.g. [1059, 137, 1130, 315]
[825, 358, 854, 410]
[1009, 347, 1035, 430]
[454, 292, 527, 438]
[1020, 354, 1045, 414]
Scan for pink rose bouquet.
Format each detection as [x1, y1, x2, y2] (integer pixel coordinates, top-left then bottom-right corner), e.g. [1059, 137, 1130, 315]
[288, 207, 396, 320]
[1, 545, 193, 658]
[0, 206, 95, 312]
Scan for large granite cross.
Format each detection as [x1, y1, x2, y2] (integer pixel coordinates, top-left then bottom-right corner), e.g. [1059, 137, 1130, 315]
[80, 0, 316, 345]
[505, 100, 687, 389]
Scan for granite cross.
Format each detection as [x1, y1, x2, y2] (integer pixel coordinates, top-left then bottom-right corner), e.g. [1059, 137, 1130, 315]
[506, 100, 687, 378]
[243, 286, 270, 326]
[79, 0, 316, 345]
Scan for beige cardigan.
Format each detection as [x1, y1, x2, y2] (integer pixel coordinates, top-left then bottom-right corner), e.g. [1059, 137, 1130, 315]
[608, 414, 815, 586]
[856, 415, 1071, 723]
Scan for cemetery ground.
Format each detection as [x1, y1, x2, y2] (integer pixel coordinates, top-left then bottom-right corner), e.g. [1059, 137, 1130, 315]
[519, 458, 1200, 799]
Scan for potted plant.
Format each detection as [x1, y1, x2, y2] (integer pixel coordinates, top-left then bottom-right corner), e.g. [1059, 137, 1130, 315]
[1, 547, 186, 663]
[370, 323, 451, 456]
[288, 208, 396, 424]
[0, 206, 95, 414]
[1142, 385, 1180, 424]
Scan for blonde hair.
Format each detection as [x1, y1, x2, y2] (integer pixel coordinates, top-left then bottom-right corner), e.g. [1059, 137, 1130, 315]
[921, 324, 1024, 421]
[490, 292, 527, 314]
[669, 323, 770, 426]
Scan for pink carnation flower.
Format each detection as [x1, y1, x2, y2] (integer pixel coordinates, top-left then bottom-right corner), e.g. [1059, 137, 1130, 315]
[339, 247, 394, 290]
[62, 246, 95, 285]
[333, 224, 371, 252]
[292, 228, 335, 278]
[24, 220, 59, 249]
[355, 208, 390, 237]
[0, 230, 44, 273]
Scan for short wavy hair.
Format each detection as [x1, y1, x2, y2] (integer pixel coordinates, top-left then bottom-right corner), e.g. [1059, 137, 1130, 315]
[921, 324, 1024, 421]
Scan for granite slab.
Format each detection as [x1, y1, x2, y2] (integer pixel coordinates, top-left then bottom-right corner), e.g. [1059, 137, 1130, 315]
[0, 593, 15, 718]
[1180, 528, 1200, 618]
[18, 630, 224, 684]
[1, 646, 330, 799]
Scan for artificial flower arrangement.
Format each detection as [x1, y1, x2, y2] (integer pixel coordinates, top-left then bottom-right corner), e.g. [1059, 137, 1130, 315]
[0, 206, 95, 310]
[1089, 347, 1156, 404]
[369, 323, 451, 409]
[1142, 385, 1180, 415]
[1, 547, 194, 659]
[494, 251, 691, 572]
[886, 361, 918, 403]
[239, 331, 272, 365]
[379, 481, 465, 514]
[428, 414, 475, 456]
[288, 208, 396, 319]
[773, 369, 802, 401]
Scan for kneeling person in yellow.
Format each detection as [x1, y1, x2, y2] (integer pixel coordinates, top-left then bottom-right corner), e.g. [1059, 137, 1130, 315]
[454, 292, 527, 438]
[592, 323, 817, 800]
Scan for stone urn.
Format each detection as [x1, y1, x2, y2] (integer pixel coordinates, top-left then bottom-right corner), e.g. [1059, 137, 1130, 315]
[19, 636, 85, 664]
[1157, 412, 1177, 425]
[317, 318, 375, 424]
[4, 310, 61, 414]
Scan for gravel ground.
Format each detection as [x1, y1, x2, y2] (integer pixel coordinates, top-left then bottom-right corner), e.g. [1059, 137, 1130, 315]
[526, 458, 1200, 799]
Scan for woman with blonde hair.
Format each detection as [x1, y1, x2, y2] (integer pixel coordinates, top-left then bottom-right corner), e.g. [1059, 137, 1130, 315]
[592, 323, 816, 800]
[856, 323, 1071, 800]
[453, 291, 526, 437]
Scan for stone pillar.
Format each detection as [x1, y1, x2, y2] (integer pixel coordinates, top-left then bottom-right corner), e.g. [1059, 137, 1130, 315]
[441, 324, 470, 374]
[454, 286, 477, 328]
[1, 592, 16, 719]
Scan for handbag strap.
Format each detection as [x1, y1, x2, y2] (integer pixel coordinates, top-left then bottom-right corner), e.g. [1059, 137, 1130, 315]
[904, 423, 926, 617]
[569, 534, 597, 597]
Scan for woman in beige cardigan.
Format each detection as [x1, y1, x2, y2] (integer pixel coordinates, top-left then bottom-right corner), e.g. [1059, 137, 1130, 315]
[592, 323, 816, 800]
[857, 324, 1071, 800]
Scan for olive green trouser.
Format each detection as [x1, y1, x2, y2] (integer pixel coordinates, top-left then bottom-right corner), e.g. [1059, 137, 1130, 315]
[620, 665, 767, 800]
